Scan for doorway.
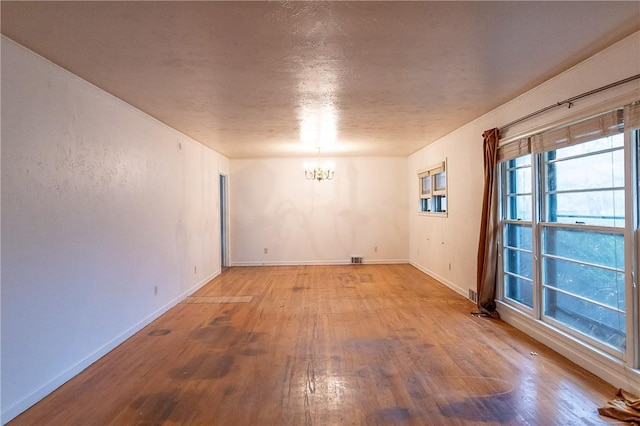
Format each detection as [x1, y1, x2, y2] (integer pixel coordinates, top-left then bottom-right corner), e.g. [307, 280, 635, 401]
[220, 174, 229, 269]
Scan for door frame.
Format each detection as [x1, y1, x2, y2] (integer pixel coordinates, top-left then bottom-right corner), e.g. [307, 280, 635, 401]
[220, 173, 230, 268]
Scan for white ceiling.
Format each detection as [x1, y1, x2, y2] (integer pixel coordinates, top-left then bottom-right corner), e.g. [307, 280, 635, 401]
[2, 1, 639, 158]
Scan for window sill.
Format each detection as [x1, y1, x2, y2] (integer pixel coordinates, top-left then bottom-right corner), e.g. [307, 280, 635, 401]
[418, 211, 448, 218]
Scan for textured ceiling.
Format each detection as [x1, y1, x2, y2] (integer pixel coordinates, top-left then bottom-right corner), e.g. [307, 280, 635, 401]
[2, 1, 639, 158]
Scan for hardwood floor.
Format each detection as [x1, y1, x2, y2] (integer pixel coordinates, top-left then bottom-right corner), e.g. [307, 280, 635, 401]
[10, 265, 619, 425]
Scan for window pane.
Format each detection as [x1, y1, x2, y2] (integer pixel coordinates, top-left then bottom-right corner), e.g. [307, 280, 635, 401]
[434, 172, 446, 191]
[506, 195, 532, 221]
[544, 288, 625, 350]
[542, 257, 625, 311]
[505, 274, 533, 307]
[421, 176, 430, 194]
[431, 195, 446, 212]
[548, 150, 623, 192]
[547, 189, 624, 227]
[507, 167, 531, 195]
[553, 133, 624, 160]
[439, 196, 447, 212]
[542, 227, 624, 270]
[504, 248, 533, 280]
[542, 222, 626, 351]
[545, 134, 625, 228]
[504, 223, 532, 251]
[514, 155, 531, 167]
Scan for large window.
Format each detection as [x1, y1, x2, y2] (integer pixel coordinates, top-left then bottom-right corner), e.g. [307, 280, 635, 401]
[499, 108, 628, 354]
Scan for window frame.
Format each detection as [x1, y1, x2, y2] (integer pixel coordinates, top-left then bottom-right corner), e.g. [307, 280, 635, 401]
[499, 155, 535, 313]
[539, 130, 627, 356]
[626, 105, 640, 368]
[497, 107, 633, 360]
[418, 159, 448, 216]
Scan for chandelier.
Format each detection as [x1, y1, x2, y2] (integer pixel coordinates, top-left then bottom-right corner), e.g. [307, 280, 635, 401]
[304, 161, 335, 181]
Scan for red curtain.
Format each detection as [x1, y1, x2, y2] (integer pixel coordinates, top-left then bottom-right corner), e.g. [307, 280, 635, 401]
[476, 128, 500, 314]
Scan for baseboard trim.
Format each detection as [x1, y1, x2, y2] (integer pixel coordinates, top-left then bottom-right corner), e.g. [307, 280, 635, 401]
[191, 270, 220, 294]
[231, 259, 409, 267]
[1, 270, 220, 424]
[364, 259, 409, 265]
[409, 261, 469, 299]
[496, 301, 640, 395]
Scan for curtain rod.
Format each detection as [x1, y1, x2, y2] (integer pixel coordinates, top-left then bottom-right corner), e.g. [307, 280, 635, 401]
[498, 74, 640, 132]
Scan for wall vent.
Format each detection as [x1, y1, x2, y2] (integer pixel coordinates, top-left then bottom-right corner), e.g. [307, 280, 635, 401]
[351, 256, 363, 264]
[468, 289, 477, 303]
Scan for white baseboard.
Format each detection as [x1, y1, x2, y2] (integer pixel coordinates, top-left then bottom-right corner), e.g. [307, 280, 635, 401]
[1, 270, 221, 424]
[409, 261, 469, 299]
[497, 301, 640, 395]
[231, 259, 409, 267]
[190, 270, 220, 294]
[364, 259, 409, 265]
[231, 260, 349, 266]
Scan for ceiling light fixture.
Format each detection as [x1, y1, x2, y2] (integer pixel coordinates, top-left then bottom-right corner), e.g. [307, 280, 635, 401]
[304, 162, 336, 182]
[304, 159, 335, 181]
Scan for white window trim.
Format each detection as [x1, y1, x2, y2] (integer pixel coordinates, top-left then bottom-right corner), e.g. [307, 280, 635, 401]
[417, 159, 448, 217]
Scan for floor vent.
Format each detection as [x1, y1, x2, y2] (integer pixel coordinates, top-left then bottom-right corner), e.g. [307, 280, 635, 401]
[351, 256, 363, 264]
[468, 289, 477, 303]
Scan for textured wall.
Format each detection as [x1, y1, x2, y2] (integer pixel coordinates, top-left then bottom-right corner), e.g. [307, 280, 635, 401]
[1, 38, 228, 422]
[230, 157, 409, 265]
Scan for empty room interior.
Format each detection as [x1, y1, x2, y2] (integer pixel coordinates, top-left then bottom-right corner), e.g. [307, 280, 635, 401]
[3, 1, 640, 424]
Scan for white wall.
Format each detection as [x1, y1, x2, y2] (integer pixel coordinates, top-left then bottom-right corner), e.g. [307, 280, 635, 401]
[409, 31, 640, 389]
[231, 157, 409, 265]
[1, 37, 229, 423]
[410, 31, 640, 298]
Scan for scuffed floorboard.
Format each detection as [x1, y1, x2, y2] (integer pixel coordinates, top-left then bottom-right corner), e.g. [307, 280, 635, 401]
[9, 265, 617, 425]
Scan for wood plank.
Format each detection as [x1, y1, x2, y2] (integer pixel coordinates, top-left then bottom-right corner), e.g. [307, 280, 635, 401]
[9, 264, 618, 425]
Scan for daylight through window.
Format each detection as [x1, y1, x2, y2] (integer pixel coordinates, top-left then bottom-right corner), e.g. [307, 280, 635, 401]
[499, 108, 630, 355]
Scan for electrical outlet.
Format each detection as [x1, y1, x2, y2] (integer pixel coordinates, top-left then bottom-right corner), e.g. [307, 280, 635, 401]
[374, 246, 378, 253]
[194, 266, 197, 274]
[264, 248, 268, 254]
[448, 262, 452, 270]
[154, 285, 158, 296]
